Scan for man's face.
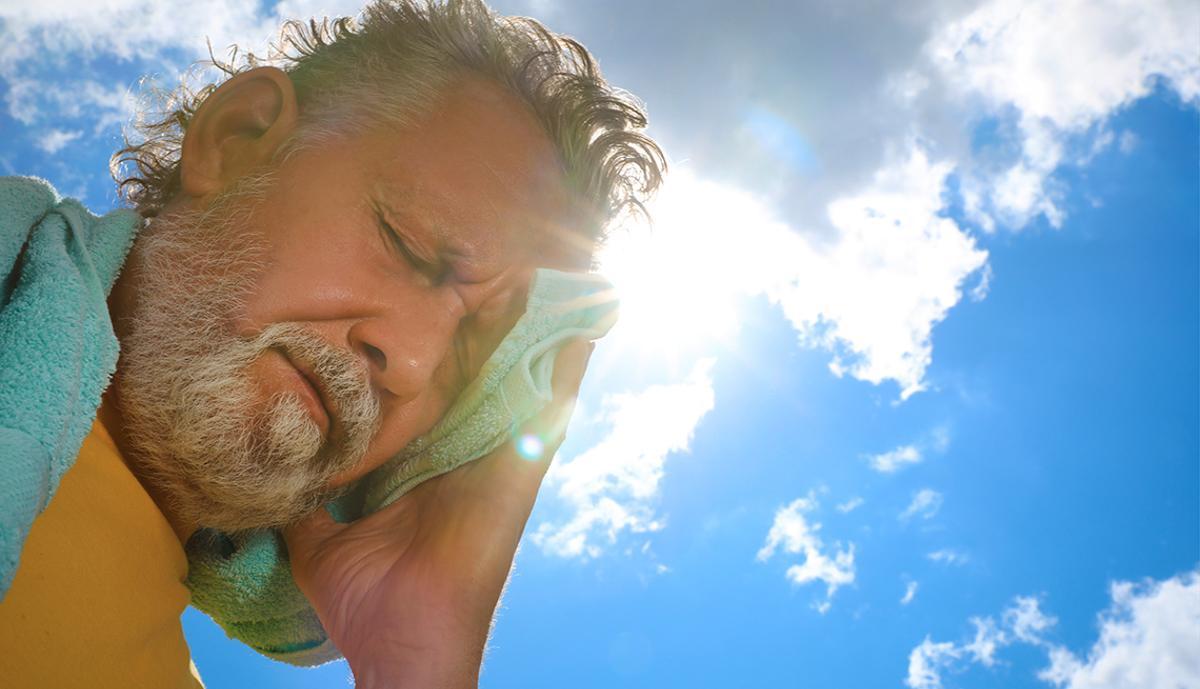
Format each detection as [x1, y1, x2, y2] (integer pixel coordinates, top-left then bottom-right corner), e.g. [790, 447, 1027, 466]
[114, 79, 584, 531]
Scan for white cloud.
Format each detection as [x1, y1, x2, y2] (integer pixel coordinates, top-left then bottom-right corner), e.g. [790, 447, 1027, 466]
[906, 637, 962, 689]
[930, 0, 1198, 130]
[925, 0, 1200, 230]
[1007, 595, 1058, 644]
[905, 594, 1058, 687]
[1038, 568, 1200, 689]
[901, 488, 944, 521]
[531, 359, 716, 559]
[902, 581, 919, 606]
[836, 496, 865, 514]
[549, 148, 982, 559]
[927, 549, 969, 566]
[769, 148, 988, 398]
[603, 162, 987, 401]
[870, 444, 923, 473]
[870, 427, 953, 473]
[757, 491, 856, 612]
[0, 0, 364, 132]
[904, 567, 1200, 689]
[542, 145, 983, 560]
[963, 616, 1006, 666]
[35, 128, 82, 154]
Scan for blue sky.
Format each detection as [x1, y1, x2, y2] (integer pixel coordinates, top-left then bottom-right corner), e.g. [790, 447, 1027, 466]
[2, 1, 1197, 687]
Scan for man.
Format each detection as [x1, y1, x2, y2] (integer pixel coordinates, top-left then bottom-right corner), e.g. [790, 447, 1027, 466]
[0, 1, 664, 686]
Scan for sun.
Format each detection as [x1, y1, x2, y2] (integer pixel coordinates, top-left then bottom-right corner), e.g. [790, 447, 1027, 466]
[596, 169, 794, 363]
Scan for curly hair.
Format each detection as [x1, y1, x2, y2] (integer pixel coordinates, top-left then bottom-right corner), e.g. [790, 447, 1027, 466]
[110, 0, 665, 242]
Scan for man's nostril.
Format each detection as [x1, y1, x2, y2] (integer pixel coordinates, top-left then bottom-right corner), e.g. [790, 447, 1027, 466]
[363, 342, 387, 371]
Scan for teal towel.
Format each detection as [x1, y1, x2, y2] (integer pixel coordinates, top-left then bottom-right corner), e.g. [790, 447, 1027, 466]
[0, 176, 140, 599]
[185, 268, 618, 665]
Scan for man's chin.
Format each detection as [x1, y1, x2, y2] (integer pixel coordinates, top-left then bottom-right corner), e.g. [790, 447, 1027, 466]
[174, 474, 349, 533]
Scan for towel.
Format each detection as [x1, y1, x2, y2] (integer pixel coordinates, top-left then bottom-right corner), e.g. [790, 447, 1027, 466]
[184, 267, 617, 665]
[0, 176, 141, 599]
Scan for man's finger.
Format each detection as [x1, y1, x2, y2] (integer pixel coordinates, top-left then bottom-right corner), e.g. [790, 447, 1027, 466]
[540, 336, 593, 447]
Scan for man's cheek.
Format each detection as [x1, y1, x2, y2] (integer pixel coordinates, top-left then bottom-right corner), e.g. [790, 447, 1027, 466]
[326, 383, 457, 489]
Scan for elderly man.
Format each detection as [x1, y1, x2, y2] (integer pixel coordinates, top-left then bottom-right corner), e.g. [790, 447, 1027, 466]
[0, 1, 663, 686]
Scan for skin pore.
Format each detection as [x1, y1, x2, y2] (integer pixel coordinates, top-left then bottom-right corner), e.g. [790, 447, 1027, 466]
[102, 67, 588, 542]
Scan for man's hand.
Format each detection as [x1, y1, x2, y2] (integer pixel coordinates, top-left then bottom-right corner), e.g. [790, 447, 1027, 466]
[282, 338, 593, 688]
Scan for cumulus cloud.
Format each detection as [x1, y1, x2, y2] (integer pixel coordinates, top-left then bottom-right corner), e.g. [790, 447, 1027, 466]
[531, 360, 716, 559]
[770, 148, 988, 398]
[901, 580, 919, 606]
[905, 567, 1200, 689]
[924, 0, 1200, 231]
[1038, 568, 1200, 689]
[542, 130, 980, 558]
[601, 163, 987, 400]
[901, 488, 944, 521]
[757, 491, 856, 613]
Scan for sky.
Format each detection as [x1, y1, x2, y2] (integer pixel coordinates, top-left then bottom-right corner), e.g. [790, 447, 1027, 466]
[1, 0, 1197, 687]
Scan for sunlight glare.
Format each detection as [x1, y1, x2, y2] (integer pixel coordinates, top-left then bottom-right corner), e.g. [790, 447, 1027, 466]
[597, 170, 777, 359]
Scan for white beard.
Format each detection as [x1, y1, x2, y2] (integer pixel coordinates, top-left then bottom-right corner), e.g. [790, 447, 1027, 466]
[113, 173, 381, 531]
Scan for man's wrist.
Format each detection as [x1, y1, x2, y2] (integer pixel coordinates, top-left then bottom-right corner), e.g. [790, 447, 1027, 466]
[350, 652, 480, 689]
[344, 629, 486, 689]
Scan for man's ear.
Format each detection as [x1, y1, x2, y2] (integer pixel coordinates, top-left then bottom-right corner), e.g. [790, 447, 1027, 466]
[179, 66, 299, 198]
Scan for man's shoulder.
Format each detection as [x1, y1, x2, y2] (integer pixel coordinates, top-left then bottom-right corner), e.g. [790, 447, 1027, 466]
[0, 176, 59, 276]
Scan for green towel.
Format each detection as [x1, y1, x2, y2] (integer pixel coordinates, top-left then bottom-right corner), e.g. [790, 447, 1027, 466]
[0, 176, 141, 599]
[185, 267, 619, 665]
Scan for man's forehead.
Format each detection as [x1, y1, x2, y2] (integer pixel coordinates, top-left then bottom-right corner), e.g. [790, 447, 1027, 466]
[355, 79, 585, 252]
[367, 169, 585, 273]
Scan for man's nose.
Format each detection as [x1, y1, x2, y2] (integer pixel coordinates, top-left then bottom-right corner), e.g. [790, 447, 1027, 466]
[347, 290, 464, 403]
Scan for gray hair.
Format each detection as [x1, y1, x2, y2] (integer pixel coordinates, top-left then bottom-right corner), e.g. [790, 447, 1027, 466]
[111, 0, 666, 244]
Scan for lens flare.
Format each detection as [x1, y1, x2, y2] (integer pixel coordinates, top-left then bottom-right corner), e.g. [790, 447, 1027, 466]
[516, 433, 545, 461]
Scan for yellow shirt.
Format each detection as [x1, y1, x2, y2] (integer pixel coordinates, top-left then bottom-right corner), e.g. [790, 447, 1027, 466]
[0, 416, 204, 688]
